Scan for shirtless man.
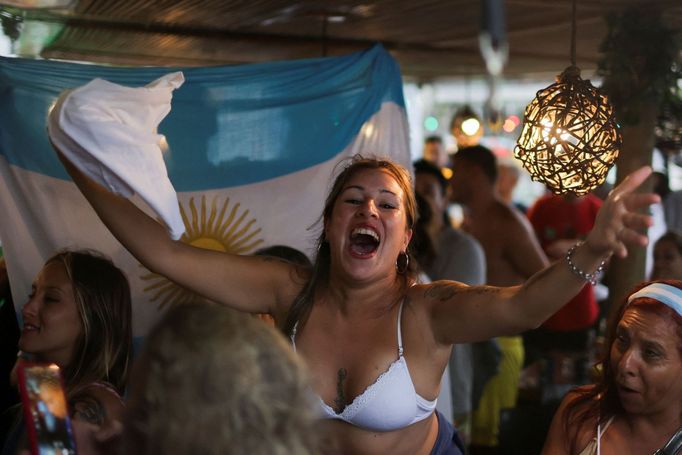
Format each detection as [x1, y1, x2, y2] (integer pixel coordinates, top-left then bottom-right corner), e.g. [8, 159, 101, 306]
[450, 146, 548, 287]
[449, 145, 549, 454]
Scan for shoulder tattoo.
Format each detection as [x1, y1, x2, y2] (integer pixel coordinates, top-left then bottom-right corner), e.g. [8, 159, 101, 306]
[424, 283, 458, 302]
[71, 394, 106, 426]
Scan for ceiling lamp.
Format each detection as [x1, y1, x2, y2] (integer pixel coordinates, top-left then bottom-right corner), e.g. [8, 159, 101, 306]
[451, 105, 483, 148]
[513, 0, 621, 196]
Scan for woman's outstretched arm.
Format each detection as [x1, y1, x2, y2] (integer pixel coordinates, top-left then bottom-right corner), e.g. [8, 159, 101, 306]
[56, 146, 303, 315]
[420, 166, 659, 344]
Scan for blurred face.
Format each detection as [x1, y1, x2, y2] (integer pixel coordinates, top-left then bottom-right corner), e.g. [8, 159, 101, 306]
[325, 168, 412, 281]
[652, 239, 682, 280]
[610, 307, 682, 416]
[423, 141, 446, 168]
[449, 159, 476, 204]
[19, 261, 82, 367]
[495, 165, 518, 200]
[415, 172, 446, 226]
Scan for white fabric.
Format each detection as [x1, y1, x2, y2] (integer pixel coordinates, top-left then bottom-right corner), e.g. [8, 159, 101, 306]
[627, 283, 682, 317]
[290, 301, 438, 432]
[47, 72, 186, 239]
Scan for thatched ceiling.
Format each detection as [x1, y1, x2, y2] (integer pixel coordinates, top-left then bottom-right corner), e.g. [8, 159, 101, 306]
[2, 0, 681, 81]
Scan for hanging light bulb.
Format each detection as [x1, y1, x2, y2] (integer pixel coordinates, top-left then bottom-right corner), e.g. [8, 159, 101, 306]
[513, 0, 621, 196]
[461, 117, 481, 136]
[451, 105, 483, 148]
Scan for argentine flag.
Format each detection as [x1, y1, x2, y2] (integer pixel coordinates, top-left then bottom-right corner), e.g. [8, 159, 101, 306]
[0, 44, 410, 335]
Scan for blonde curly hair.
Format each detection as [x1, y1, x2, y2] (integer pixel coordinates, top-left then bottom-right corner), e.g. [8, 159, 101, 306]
[123, 304, 324, 455]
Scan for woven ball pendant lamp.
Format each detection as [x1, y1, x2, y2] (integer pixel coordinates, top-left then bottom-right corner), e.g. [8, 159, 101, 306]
[513, 1, 621, 196]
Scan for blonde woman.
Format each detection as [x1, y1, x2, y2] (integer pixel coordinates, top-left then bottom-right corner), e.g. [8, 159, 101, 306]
[3, 250, 132, 454]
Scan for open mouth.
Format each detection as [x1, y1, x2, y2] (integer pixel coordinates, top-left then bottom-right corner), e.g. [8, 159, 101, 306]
[617, 383, 639, 394]
[22, 323, 40, 333]
[349, 227, 380, 257]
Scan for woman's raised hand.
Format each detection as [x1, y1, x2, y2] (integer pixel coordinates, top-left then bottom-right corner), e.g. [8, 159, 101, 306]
[586, 166, 661, 259]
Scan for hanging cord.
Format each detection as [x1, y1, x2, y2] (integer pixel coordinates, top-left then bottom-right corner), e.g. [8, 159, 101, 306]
[570, 0, 577, 67]
[479, 0, 508, 126]
[559, 0, 580, 83]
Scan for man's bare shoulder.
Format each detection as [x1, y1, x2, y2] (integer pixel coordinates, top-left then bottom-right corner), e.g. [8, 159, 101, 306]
[490, 200, 524, 221]
[489, 200, 534, 234]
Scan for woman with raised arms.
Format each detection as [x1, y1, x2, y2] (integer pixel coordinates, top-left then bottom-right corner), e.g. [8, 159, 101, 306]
[55, 148, 657, 455]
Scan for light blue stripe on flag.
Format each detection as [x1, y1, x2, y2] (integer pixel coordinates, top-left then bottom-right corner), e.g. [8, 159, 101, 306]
[0, 43, 404, 190]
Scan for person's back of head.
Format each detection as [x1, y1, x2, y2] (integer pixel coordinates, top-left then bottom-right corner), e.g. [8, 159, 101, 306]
[123, 303, 321, 455]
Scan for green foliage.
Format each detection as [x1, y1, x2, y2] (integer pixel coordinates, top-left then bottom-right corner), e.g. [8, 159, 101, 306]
[598, 8, 682, 127]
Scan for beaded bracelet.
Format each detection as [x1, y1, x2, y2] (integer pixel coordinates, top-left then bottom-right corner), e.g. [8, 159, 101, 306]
[565, 241, 607, 286]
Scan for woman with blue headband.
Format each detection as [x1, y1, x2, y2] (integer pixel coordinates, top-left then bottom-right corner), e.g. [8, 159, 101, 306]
[542, 280, 682, 455]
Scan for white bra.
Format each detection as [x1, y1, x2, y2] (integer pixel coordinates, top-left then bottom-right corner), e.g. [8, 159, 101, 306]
[578, 416, 615, 455]
[291, 300, 437, 432]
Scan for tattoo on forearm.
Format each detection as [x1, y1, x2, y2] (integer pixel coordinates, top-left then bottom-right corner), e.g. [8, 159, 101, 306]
[426, 282, 502, 303]
[72, 395, 106, 425]
[469, 286, 499, 296]
[333, 368, 348, 414]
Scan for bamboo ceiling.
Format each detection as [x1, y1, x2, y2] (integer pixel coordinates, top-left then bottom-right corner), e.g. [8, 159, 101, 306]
[3, 0, 681, 81]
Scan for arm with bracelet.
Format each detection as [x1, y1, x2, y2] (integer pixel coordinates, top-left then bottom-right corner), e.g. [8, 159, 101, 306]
[424, 167, 659, 345]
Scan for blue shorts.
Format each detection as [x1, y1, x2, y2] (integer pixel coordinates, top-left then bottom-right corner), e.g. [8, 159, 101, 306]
[430, 410, 465, 455]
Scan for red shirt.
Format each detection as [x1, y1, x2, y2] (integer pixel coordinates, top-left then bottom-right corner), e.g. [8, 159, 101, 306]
[527, 193, 602, 331]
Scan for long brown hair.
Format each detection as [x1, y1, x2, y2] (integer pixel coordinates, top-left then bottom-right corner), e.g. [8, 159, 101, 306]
[562, 279, 682, 453]
[282, 155, 418, 336]
[47, 249, 132, 396]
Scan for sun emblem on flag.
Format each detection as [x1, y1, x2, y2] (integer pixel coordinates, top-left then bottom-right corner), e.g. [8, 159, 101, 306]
[141, 195, 264, 308]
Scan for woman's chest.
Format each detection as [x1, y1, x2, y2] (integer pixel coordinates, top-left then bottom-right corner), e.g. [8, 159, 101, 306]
[296, 321, 404, 411]
[597, 423, 671, 455]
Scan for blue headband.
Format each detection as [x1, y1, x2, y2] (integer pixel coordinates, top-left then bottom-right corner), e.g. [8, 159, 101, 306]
[627, 283, 682, 318]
